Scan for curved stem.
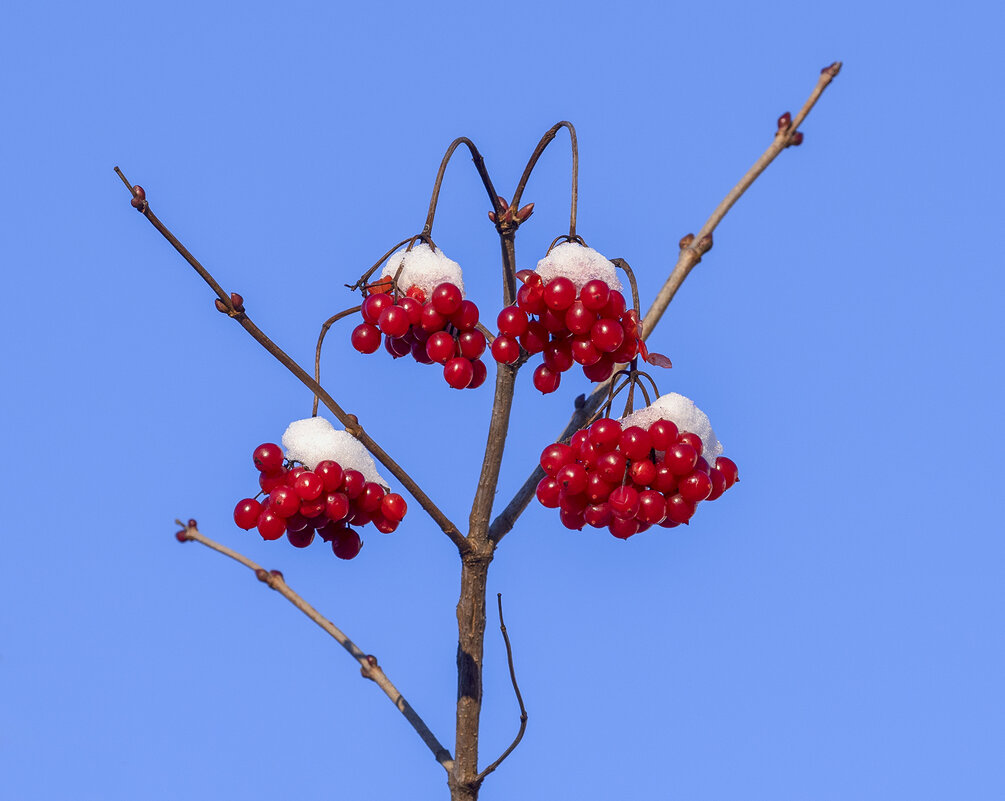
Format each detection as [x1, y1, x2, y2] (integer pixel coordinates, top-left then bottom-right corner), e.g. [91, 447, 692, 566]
[348, 237, 415, 293]
[313, 305, 363, 417]
[511, 121, 579, 238]
[610, 258, 640, 317]
[423, 137, 503, 236]
[176, 522, 455, 772]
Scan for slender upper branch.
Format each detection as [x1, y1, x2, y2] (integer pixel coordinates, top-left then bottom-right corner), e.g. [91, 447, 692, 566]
[175, 521, 455, 772]
[488, 62, 842, 545]
[511, 121, 579, 238]
[475, 593, 527, 784]
[423, 137, 503, 237]
[115, 169, 468, 553]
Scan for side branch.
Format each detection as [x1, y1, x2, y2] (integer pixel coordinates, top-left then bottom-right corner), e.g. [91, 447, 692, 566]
[475, 593, 527, 784]
[511, 121, 579, 238]
[115, 169, 468, 553]
[175, 521, 455, 772]
[488, 62, 841, 545]
[423, 137, 503, 236]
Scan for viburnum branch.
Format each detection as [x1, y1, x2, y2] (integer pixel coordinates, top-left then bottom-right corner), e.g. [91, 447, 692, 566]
[346, 236, 415, 293]
[423, 137, 503, 237]
[511, 121, 579, 239]
[174, 521, 454, 773]
[475, 593, 528, 785]
[313, 305, 362, 417]
[488, 61, 841, 545]
[116, 170, 468, 553]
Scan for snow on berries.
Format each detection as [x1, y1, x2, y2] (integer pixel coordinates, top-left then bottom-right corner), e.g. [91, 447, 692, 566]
[490, 242, 644, 393]
[535, 393, 738, 537]
[232, 417, 407, 560]
[351, 243, 486, 390]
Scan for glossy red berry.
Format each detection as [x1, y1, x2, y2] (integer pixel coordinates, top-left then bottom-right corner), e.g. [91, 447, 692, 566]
[555, 462, 588, 495]
[398, 296, 424, 325]
[533, 364, 561, 394]
[601, 290, 627, 319]
[679, 470, 713, 503]
[559, 506, 586, 531]
[293, 471, 324, 501]
[458, 330, 487, 360]
[380, 493, 407, 522]
[259, 471, 286, 493]
[286, 527, 316, 548]
[665, 493, 696, 524]
[589, 418, 623, 450]
[420, 304, 449, 333]
[358, 482, 386, 513]
[351, 323, 381, 354]
[648, 420, 679, 450]
[341, 469, 366, 499]
[582, 355, 615, 382]
[540, 443, 575, 475]
[377, 306, 410, 338]
[678, 431, 704, 457]
[431, 283, 463, 315]
[269, 486, 300, 517]
[565, 301, 595, 335]
[716, 456, 739, 488]
[608, 485, 640, 519]
[372, 513, 399, 534]
[444, 357, 474, 389]
[706, 467, 727, 501]
[257, 510, 287, 541]
[315, 460, 344, 492]
[253, 443, 284, 474]
[324, 492, 350, 522]
[426, 331, 457, 364]
[619, 426, 652, 461]
[384, 335, 411, 359]
[468, 358, 488, 389]
[584, 502, 613, 528]
[491, 335, 520, 364]
[570, 336, 602, 366]
[361, 293, 393, 325]
[449, 300, 479, 331]
[543, 340, 573, 373]
[590, 319, 625, 353]
[609, 515, 641, 539]
[516, 282, 545, 314]
[406, 285, 427, 303]
[637, 490, 668, 525]
[595, 450, 627, 484]
[665, 442, 698, 476]
[233, 498, 262, 530]
[535, 476, 562, 508]
[629, 459, 657, 487]
[332, 528, 363, 560]
[579, 279, 610, 311]
[520, 322, 549, 355]
[543, 276, 576, 310]
[497, 307, 529, 337]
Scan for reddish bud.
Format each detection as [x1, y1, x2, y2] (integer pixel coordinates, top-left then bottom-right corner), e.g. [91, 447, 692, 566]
[679, 233, 695, 250]
[214, 298, 228, 312]
[790, 131, 804, 146]
[175, 530, 188, 542]
[230, 292, 245, 311]
[516, 202, 534, 222]
[488, 211, 496, 222]
[777, 111, 792, 130]
[187, 518, 197, 529]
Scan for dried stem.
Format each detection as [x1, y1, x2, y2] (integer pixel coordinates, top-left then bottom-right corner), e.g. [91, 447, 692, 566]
[475, 593, 527, 784]
[313, 305, 362, 417]
[423, 137, 503, 236]
[116, 170, 468, 553]
[488, 62, 841, 545]
[175, 521, 454, 772]
[511, 121, 579, 238]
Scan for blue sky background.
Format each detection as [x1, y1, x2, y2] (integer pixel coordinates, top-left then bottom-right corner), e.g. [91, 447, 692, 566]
[3, 1, 1004, 799]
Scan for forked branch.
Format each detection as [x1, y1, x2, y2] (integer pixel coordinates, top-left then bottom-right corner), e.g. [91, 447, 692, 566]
[115, 168, 468, 553]
[488, 62, 842, 545]
[174, 520, 454, 772]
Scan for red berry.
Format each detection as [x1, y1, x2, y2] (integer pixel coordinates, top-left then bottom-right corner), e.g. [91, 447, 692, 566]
[411, 338, 435, 364]
[706, 467, 727, 501]
[497, 306, 529, 337]
[284, 466, 306, 485]
[555, 462, 588, 495]
[316, 521, 345, 542]
[384, 335, 412, 359]
[619, 426, 653, 461]
[580, 279, 610, 311]
[543, 276, 576, 311]
[449, 300, 479, 331]
[341, 469, 366, 499]
[315, 460, 344, 492]
[665, 443, 698, 476]
[491, 335, 520, 364]
[257, 510, 286, 541]
[285, 512, 310, 532]
[595, 450, 627, 484]
[380, 493, 407, 522]
[398, 296, 424, 326]
[431, 283, 462, 315]
[533, 364, 561, 394]
[233, 498, 262, 530]
[582, 355, 615, 382]
[679, 471, 713, 503]
[610, 334, 639, 363]
[540, 443, 575, 475]
[298, 497, 326, 519]
[444, 357, 474, 389]
[520, 321, 549, 355]
[358, 482, 385, 513]
[269, 486, 300, 517]
[652, 463, 678, 494]
[361, 293, 393, 325]
[543, 340, 573, 373]
[351, 323, 381, 354]
[458, 330, 487, 360]
[648, 420, 679, 450]
[584, 502, 613, 528]
[716, 456, 739, 488]
[565, 300, 596, 336]
[586, 473, 614, 503]
[406, 285, 427, 303]
[609, 485, 640, 519]
[694, 456, 711, 475]
[570, 335, 602, 366]
[516, 282, 545, 314]
[468, 358, 488, 389]
[601, 290, 627, 319]
[378, 306, 411, 338]
[679, 431, 704, 457]
[372, 513, 399, 534]
[259, 471, 286, 493]
[589, 418, 623, 450]
[609, 515, 641, 539]
[253, 443, 284, 474]
[665, 493, 696, 524]
[426, 331, 457, 364]
[293, 471, 324, 500]
[420, 304, 449, 333]
[590, 319, 625, 353]
[559, 506, 586, 531]
[331, 528, 363, 560]
[287, 527, 316, 548]
[541, 308, 568, 334]
[535, 476, 562, 508]
[325, 492, 350, 522]
[629, 459, 657, 487]
[637, 490, 668, 525]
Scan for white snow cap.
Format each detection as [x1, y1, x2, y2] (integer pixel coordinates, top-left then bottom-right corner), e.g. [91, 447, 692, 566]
[534, 242, 623, 293]
[379, 243, 465, 298]
[281, 416, 388, 486]
[619, 392, 724, 464]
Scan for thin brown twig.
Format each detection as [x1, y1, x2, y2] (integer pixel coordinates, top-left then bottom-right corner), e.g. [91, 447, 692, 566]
[487, 62, 841, 545]
[422, 137, 503, 237]
[175, 521, 454, 773]
[511, 121, 578, 239]
[313, 305, 362, 417]
[116, 171, 468, 553]
[475, 593, 527, 784]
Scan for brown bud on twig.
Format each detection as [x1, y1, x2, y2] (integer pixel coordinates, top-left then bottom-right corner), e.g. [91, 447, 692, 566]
[187, 518, 198, 529]
[175, 530, 189, 542]
[230, 292, 245, 312]
[516, 203, 535, 222]
[255, 568, 269, 582]
[270, 569, 284, 581]
[777, 111, 792, 130]
[215, 298, 228, 313]
[496, 195, 509, 212]
[488, 211, 496, 223]
[822, 61, 842, 76]
[697, 233, 714, 252]
[679, 233, 696, 250]
[789, 131, 804, 147]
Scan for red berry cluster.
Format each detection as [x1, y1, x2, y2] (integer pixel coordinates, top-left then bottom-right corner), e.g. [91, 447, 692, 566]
[535, 418, 738, 538]
[351, 282, 487, 390]
[490, 270, 642, 393]
[232, 443, 408, 560]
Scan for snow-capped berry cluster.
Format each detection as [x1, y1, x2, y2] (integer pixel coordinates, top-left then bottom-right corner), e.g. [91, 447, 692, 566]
[350, 244, 486, 390]
[490, 243, 642, 393]
[231, 418, 407, 560]
[535, 394, 738, 537]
